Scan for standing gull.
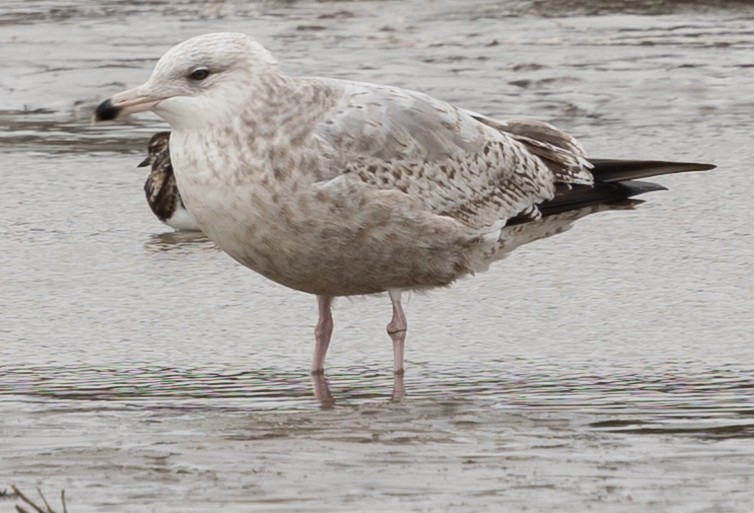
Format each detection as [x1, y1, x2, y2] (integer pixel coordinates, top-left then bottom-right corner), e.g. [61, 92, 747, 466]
[139, 131, 201, 231]
[94, 32, 714, 375]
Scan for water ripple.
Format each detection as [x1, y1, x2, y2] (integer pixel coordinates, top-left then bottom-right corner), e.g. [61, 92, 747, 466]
[1, 363, 752, 439]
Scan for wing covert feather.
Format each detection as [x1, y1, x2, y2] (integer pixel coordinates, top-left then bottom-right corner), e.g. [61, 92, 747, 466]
[309, 79, 593, 231]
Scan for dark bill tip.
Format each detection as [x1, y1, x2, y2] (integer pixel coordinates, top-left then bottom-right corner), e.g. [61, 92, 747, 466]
[93, 99, 121, 122]
[137, 156, 150, 168]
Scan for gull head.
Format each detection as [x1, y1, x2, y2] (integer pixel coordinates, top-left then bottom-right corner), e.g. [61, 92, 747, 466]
[93, 32, 280, 128]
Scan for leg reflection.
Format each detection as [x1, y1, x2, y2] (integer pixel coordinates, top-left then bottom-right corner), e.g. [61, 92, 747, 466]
[311, 370, 407, 407]
[311, 372, 335, 409]
[391, 372, 406, 403]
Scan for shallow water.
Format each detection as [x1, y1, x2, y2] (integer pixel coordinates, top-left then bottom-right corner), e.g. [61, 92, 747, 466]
[1, 0, 754, 511]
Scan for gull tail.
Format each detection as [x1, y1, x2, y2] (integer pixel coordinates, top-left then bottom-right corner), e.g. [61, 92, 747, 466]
[475, 157, 715, 272]
[536, 158, 715, 218]
[588, 158, 716, 182]
[538, 180, 665, 217]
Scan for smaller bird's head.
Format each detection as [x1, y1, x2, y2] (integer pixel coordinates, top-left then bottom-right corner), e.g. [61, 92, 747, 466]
[93, 32, 281, 129]
[137, 131, 171, 168]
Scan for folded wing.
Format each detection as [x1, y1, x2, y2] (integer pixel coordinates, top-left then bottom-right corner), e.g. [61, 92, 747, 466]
[310, 79, 594, 233]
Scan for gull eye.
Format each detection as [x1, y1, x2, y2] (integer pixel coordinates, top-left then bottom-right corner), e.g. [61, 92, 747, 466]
[189, 67, 210, 81]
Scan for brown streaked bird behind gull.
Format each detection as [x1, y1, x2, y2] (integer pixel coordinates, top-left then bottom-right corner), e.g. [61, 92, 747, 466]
[139, 132, 201, 231]
[93, 33, 715, 376]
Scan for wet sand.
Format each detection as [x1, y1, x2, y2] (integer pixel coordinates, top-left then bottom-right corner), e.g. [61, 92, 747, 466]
[1, 1, 754, 511]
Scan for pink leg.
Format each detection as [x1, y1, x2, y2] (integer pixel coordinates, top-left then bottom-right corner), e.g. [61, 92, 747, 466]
[312, 295, 333, 374]
[386, 289, 407, 375]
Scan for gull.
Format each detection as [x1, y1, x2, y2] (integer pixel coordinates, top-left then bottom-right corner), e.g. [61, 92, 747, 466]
[139, 131, 201, 231]
[93, 32, 714, 375]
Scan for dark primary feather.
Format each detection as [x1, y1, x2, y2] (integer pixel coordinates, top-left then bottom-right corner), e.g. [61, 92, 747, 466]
[589, 159, 716, 182]
[508, 159, 715, 225]
[490, 118, 715, 225]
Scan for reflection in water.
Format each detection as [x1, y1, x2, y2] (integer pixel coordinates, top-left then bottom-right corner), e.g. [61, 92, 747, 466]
[143, 230, 212, 252]
[1, 363, 751, 439]
[0, 110, 163, 155]
[391, 372, 407, 403]
[312, 372, 336, 409]
[311, 372, 406, 409]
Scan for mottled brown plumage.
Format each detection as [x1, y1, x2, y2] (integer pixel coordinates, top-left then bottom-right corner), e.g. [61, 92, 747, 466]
[95, 33, 714, 375]
[139, 132, 199, 231]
